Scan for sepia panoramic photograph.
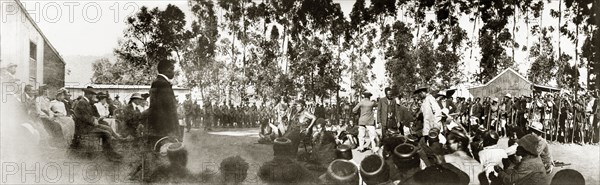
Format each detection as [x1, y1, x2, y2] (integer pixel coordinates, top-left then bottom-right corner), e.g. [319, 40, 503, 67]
[1, 0, 599, 184]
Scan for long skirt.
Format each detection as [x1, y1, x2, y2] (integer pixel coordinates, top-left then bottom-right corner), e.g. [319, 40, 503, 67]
[54, 116, 75, 142]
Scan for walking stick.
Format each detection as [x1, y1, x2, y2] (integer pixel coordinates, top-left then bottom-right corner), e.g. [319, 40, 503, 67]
[555, 99, 562, 141]
[572, 107, 576, 144]
[486, 105, 491, 130]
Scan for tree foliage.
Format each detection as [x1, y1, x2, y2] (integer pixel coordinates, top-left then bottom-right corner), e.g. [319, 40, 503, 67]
[102, 5, 188, 85]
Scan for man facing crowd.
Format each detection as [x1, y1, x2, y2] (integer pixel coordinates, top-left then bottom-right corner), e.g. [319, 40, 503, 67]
[379, 87, 398, 137]
[147, 60, 179, 146]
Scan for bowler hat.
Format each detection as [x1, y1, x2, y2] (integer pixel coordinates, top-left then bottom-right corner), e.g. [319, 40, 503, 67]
[413, 85, 428, 94]
[82, 87, 96, 95]
[517, 134, 540, 155]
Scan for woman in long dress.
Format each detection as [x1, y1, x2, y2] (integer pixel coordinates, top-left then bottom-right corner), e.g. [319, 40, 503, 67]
[283, 99, 317, 156]
[49, 89, 75, 143]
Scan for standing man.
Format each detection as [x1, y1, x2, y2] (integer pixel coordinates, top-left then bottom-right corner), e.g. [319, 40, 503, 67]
[378, 87, 398, 137]
[183, 94, 195, 132]
[147, 60, 179, 146]
[414, 86, 442, 137]
[353, 91, 378, 153]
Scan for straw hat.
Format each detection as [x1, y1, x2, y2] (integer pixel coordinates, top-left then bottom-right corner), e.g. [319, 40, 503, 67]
[130, 93, 144, 100]
[528, 122, 544, 133]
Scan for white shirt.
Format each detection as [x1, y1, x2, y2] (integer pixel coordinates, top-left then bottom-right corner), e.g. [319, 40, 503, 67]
[479, 145, 508, 180]
[421, 94, 442, 134]
[94, 102, 110, 117]
[50, 100, 68, 117]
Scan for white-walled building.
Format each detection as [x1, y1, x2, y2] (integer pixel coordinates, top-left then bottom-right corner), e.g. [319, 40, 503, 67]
[1, 0, 65, 90]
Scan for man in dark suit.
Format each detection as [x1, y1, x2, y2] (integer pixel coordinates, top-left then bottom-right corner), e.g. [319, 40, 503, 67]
[147, 60, 179, 146]
[71, 87, 122, 160]
[378, 87, 398, 136]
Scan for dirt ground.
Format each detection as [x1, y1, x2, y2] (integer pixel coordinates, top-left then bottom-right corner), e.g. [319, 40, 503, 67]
[1, 128, 598, 184]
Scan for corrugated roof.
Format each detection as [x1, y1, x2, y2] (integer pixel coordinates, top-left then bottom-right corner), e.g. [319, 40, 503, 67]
[483, 68, 531, 87]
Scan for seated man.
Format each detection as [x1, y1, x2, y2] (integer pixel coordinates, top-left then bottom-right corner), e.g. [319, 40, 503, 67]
[118, 93, 146, 138]
[71, 87, 122, 161]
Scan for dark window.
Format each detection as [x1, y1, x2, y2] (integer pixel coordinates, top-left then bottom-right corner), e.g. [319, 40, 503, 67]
[29, 42, 37, 83]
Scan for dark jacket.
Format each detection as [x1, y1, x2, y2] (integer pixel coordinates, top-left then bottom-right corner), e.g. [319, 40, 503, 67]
[498, 155, 547, 185]
[378, 98, 397, 129]
[395, 104, 413, 128]
[73, 97, 96, 135]
[147, 75, 178, 137]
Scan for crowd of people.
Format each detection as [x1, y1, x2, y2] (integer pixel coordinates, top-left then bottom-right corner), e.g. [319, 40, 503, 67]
[255, 85, 598, 185]
[2, 58, 599, 184]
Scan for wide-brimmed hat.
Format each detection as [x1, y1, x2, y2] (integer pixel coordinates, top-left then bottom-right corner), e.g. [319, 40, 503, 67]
[528, 122, 544, 133]
[435, 91, 446, 98]
[492, 97, 499, 102]
[413, 85, 429, 94]
[82, 86, 96, 95]
[505, 93, 512, 98]
[56, 88, 68, 96]
[130, 93, 144, 100]
[362, 91, 373, 97]
[517, 134, 540, 155]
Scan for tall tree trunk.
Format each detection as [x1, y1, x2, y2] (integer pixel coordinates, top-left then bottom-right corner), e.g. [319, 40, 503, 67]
[513, 4, 517, 64]
[526, 10, 530, 64]
[558, 0, 562, 61]
[470, 6, 478, 59]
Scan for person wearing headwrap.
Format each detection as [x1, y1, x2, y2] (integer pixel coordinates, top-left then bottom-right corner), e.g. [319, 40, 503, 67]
[490, 134, 548, 185]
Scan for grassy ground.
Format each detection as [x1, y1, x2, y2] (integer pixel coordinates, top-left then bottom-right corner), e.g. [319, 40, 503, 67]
[1, 128, 598, 184]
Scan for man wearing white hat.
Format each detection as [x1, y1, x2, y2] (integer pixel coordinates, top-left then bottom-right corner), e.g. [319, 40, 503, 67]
[527, 122, 554, 174]
[0, 61, 17, 82]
